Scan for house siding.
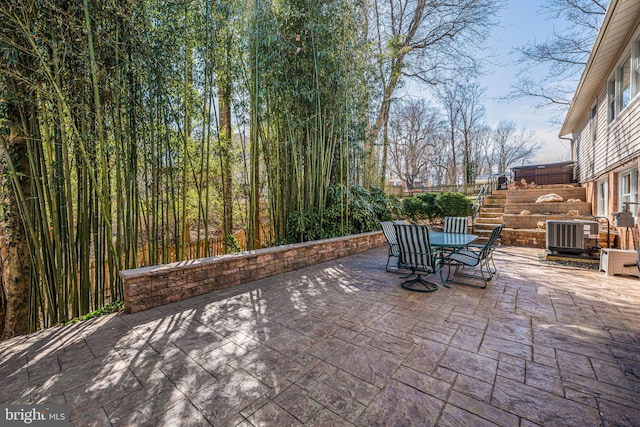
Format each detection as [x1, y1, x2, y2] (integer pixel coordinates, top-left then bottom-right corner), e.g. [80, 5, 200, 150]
[576, 92, 640, 183]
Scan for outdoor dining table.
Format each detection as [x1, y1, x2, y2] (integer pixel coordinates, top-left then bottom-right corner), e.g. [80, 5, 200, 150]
[429, 231, 479, 287]
[429, 231, 479, 250]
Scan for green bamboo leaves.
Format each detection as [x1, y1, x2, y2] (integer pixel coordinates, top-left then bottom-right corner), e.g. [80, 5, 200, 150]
[0, 0, 373, 336]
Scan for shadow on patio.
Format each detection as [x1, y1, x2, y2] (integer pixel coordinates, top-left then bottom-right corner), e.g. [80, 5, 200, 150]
[1, 246, 640, 426]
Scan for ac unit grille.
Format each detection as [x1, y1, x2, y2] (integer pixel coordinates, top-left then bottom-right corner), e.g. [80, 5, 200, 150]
[546, 220, 599, 254]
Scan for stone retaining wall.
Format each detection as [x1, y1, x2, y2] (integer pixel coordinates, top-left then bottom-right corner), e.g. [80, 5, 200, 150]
[501, 228, 546, 248]
[121, 231, 385, 313]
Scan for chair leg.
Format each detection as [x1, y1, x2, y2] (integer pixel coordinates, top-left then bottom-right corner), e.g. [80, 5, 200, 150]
[489, 253, 497, 275]
[451, 259, 493, 288]
[479, 262, 491, 288]
[438, 259, 451, 288]
[401, 273, 438, 292]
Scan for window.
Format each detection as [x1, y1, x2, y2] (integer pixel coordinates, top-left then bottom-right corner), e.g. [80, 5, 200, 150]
[608, 79, 616, 122]
[608, 47, 640, 122]
[620, 55, 631, 111]
[633, 40, 640, 98]
[619, 169, 638, 218]
[590, 105, 597, 144]
[597, 179, 608, 217]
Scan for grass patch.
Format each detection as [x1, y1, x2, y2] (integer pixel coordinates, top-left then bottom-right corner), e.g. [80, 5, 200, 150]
[64, 300, 124, 325]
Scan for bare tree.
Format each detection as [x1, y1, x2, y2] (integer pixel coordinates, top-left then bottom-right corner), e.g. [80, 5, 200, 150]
[388, 99, 444, 190]
[435, 80, 487, 185]
[491, 121, 541, 172]
[368, 0, 501, 187]
[470, 124, 493, 177]
[510, 0, 609, 111]
[457, 82, 487, 185]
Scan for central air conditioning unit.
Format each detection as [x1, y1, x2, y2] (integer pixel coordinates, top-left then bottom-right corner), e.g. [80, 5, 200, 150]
[546, 220, 599, 254]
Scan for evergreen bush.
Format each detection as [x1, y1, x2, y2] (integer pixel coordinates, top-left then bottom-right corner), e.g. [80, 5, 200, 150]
[286, 184, 393, 243]
[401, 191, 472, 223]
[437, 192, 473, 218]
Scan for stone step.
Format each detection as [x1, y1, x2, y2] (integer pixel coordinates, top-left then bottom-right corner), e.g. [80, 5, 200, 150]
[529, 183, 580, 189]
[478, 214, 504, 221]
[506, 188, 586, 203]
[504, 202, 591, 215]
[478, 211, 503, 217]
[481, 207, 505, 214]
[474, 222, 502, 231]
[503, 213, 588, 229]
[474, 217, 503, 225]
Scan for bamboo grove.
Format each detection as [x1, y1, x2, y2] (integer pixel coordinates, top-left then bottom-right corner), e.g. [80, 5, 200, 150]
[0, 0, 372, 335]
[1, 0, 499, 337]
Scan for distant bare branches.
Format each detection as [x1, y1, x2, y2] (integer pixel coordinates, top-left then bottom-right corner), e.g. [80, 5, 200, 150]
[508, 0, 609, 113]
[388, 99, 445, 190]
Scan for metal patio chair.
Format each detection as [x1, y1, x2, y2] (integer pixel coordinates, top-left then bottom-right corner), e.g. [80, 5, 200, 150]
[443, 216, 469, 234]
[447, 225, 503, 288]
[380, 220, 406, 272]
[394, 224, 445, 292]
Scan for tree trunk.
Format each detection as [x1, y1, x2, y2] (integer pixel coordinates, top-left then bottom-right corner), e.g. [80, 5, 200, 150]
[369, 55, 404, 187]
[219, 83, 233, 251]
[0, 103, 33, 339]
[379, 113, 389, 190]
[249, 103, 260, 250]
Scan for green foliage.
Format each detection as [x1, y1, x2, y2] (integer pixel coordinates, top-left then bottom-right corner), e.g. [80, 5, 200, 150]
[286, 184, 393, 243]
[402, 197, 428, 222]
[256, 0, 368, 244]
[387, 194, 403, 217]
[437, 192, 473, 218]
[416, 193, 441, 221]
[63, 300, 124, 325]
[401, 192, 472, 222]
[225, 234, 241, 253]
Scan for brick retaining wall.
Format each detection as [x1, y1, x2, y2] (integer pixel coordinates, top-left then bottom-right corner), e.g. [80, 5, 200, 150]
[121, 231, 385, 313]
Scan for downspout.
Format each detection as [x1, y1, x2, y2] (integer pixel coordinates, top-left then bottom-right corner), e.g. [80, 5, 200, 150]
[559, 135, 575, 183]
[559, 135, 574, 162]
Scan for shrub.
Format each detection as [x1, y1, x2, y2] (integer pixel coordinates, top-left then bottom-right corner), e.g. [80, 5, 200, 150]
[416, 193, 442, 221]
[437, 192, 472, 218]
[400, 191, 472, 223]
[402, 197, 428, 221]
[286, 184, 394, 243]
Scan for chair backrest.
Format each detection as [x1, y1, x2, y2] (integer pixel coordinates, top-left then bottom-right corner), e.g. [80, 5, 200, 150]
[480, 225, 503, 258]
[395, 224, 436, 271]
[444, 217, 468, 234]
[380, 221, 400, 256]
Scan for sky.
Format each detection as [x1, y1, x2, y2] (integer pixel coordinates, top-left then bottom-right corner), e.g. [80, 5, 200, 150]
[401, 0, 583, 166]
[478, 0, 575, 164]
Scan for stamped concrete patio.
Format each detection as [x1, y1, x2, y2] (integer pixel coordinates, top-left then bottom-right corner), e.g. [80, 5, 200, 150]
[1, 246, 640, 426]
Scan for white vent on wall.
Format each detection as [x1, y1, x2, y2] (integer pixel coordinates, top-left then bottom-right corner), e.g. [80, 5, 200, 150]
[546, 220, 599, 254]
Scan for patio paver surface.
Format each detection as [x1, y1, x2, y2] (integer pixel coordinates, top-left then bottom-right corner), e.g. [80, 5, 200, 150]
[1, 246, 640, 426]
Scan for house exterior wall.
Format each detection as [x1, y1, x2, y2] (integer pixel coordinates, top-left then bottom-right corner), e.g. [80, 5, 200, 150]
[574, 92, 640, 184]
[569, 17, 640, 248]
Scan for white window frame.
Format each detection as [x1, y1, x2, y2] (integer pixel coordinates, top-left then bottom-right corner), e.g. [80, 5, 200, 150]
[597, 179, 608, 217]
[632, 40, 640, 98]
[618, 168, 638, 219]
[607, 43, 640, 122]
